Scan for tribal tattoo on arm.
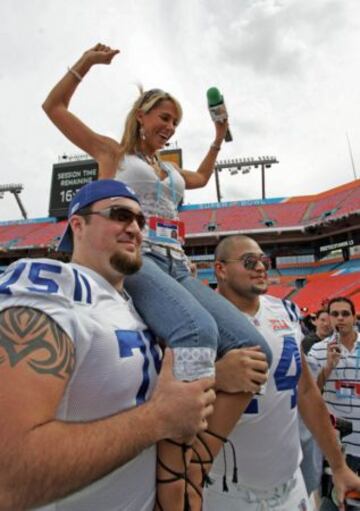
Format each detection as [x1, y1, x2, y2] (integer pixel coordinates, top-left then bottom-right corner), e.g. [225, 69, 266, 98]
[0, 307, 75, 379]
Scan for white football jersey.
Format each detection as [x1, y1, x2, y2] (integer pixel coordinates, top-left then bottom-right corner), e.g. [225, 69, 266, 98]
[209, 295, 303, 491]
[0, 258, 161, 511]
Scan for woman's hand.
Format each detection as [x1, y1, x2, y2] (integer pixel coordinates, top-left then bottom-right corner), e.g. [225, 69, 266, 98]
[82, 43, 120, 67]
[214, 118, 229, 146]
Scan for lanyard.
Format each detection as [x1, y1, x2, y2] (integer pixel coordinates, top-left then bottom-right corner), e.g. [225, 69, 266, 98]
[156, 160, 177, 205]
[134, 151, 177, 206]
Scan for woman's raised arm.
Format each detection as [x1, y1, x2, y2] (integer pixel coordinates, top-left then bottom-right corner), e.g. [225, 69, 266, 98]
[42, 43, 121, 177]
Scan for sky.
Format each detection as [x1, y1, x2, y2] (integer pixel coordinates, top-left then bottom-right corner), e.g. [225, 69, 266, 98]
[1, 0, 360, 221]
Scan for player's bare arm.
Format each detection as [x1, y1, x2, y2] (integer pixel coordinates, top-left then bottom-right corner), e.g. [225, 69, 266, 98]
[0, 306, 74, 374]
[215, 346, 268, 394]
[0, 308, 215, 511]
[298, 353, 344, 467]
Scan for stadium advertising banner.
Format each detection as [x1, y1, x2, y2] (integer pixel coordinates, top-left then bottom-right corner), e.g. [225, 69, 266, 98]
[49, 159, 98, 218]
[319, 239, 354, 253]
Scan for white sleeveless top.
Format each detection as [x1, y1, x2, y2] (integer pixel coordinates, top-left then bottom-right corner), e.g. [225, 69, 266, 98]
[115, 154, 186, 250]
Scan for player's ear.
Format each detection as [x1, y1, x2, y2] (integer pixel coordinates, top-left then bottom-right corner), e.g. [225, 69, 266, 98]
[214, 260, 227, 282]
[69, 215, 86, 239]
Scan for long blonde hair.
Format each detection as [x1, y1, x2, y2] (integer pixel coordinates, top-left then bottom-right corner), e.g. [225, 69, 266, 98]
[119, 88, 182, 161]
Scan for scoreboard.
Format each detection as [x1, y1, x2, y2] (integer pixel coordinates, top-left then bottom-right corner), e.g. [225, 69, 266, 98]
[49, 159, 98, 218]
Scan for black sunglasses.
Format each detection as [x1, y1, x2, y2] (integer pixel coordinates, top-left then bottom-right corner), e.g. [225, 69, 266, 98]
[79, 206, 146, 230]
[220, 253, 271, 271]
[329, 310, 352, 318]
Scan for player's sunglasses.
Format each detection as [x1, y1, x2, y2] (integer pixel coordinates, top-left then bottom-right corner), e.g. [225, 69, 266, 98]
[329, 310, 352, 318]
[220, 253, 271, 271]
[79, 206, 146, 230]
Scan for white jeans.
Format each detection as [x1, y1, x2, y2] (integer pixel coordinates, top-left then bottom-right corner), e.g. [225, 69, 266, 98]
[203, 467, 311, 511]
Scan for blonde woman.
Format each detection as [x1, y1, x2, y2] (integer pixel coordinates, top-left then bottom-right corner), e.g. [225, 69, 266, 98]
[43, 44, 271, 511]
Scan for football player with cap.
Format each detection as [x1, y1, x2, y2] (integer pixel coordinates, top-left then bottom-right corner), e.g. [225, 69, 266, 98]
[0, 180, 215, 511]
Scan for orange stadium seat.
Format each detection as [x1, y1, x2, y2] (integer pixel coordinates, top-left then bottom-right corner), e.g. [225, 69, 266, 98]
[292, 272, 360, 312]
[259, 202, 309, 227]
[215, 205, 264, 231]
[13, 221, 66, 249]
[0, 223, 46, 249]
[351, 292, 360, 311]
[336, 185, 360, 216]
[306, 181, 360, 221]
[179, 179, 360, 233]
[0, 221, 65, 250]
[307, 188, 354, 220]
[267, 284, 295, 299]
[179, 209, 214, 233]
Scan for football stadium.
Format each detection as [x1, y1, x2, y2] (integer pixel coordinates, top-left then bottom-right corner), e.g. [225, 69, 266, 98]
[1, 154, 359, 315]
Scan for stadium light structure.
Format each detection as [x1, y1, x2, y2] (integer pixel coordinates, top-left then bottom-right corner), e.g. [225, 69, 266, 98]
[214, 155, 279, 202]
[58, 153, 90, 162]
[0, 183, 27, 219]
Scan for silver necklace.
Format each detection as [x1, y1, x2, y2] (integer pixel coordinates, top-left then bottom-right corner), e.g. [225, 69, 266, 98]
[136, 150, 164, 178]
[136, 150, 158, 166]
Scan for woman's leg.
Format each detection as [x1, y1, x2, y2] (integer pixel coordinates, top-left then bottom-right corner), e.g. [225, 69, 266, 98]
[127, 251, 271, 363]
[177, 267, 271, 363]
[125, 253, 219, 380]
[125, 253, 220, 511]
[126, 252, 271, 510]
[175, 265, 272, 509]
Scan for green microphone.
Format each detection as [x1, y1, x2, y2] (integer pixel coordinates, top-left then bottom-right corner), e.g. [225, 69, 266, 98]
[207, 87, 233, 142]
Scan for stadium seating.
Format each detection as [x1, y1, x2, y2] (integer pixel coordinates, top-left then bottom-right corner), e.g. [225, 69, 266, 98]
[334, 258, 360, 274]
[179, 208, 214, 234]
[0, 220, 65, 250]
[277, 267, 312, 276]
[0, 223, 48, 249]
[351, 292, 360, 311]
[292, 272, 360, 311]
[14, 221, 66, 249]
[307, 188, 354, 220]
[267, 284, 295, 299]
[277, 259, 344, 276]
[214, 205, 264, 231]
[179, 179, 360, 232]
[1, 178, 360, 311]
[338, 186, 360, 215]
[259, 202, 309, 227]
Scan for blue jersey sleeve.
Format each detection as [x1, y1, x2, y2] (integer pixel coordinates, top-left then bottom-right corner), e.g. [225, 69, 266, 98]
[0, 258, 91, 344]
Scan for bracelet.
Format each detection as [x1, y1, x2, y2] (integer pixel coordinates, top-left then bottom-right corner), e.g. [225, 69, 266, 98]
[67, 67, 82, 82]
[210, 143, 221, 152]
